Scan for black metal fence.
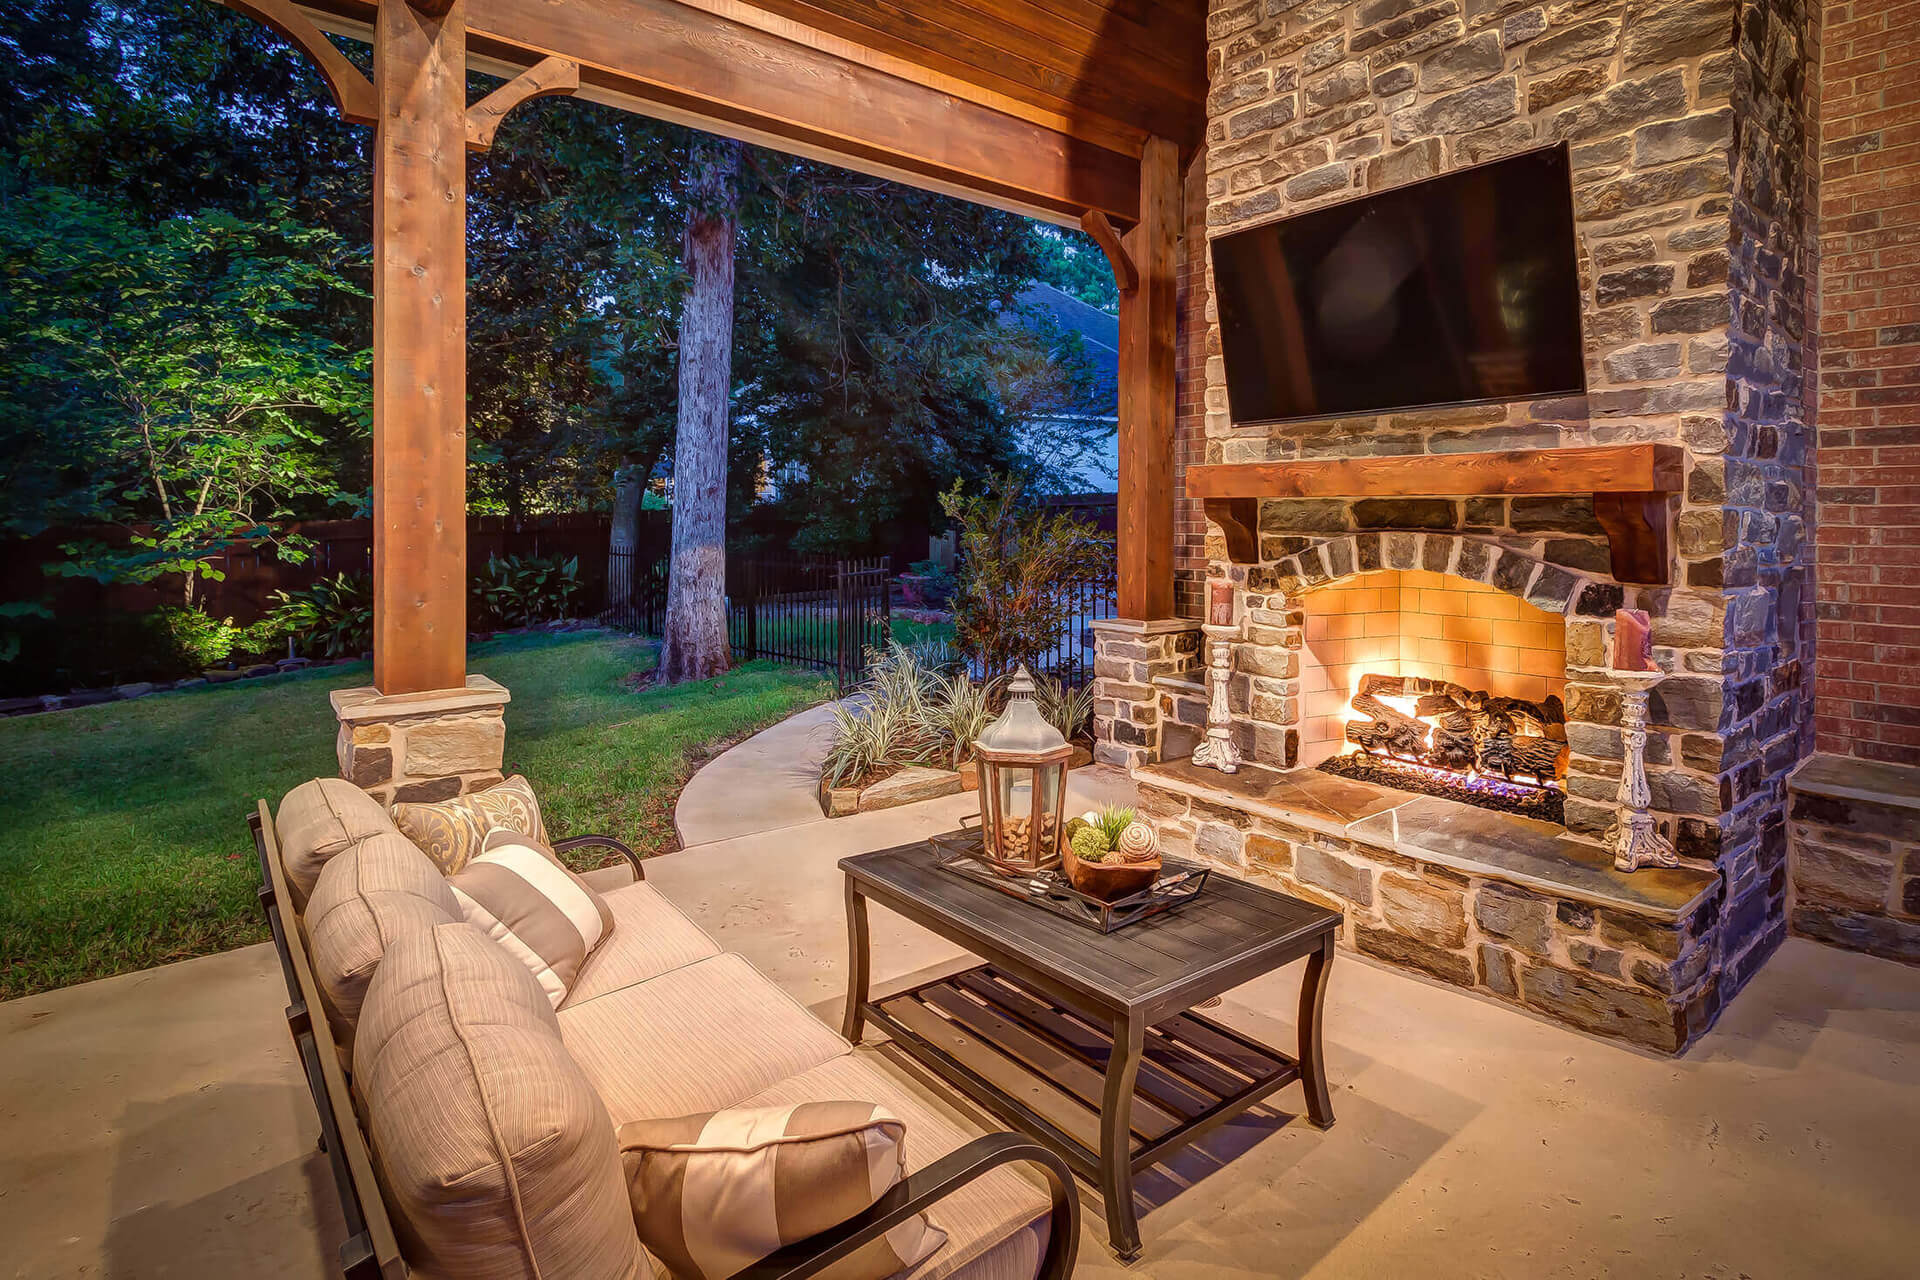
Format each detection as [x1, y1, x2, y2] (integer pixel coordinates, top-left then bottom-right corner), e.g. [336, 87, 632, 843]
[1027, 564, 1117, 687]
[605, 551, 893, 690]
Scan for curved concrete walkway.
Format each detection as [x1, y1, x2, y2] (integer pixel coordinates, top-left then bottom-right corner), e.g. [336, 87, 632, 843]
[674, 699, 1135, 849]
[674, 701, 843, 847]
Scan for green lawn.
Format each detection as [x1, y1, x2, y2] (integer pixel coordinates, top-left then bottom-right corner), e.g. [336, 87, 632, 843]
[0, 631, 829, 1001]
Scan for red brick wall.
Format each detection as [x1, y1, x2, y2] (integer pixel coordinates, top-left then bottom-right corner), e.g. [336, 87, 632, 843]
[1815, 0, 1920, 766]
[1173, 147, 1209, 622]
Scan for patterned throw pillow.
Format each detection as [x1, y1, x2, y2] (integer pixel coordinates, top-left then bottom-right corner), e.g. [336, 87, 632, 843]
[391, 774, 546, 875]
[446, 829, 613, 1009]
[618, 1102, 946, 1280]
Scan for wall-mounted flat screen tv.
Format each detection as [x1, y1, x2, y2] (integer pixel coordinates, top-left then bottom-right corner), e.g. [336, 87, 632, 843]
[1211, 143, 1586, 425]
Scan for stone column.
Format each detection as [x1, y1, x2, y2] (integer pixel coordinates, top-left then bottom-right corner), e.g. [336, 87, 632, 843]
[1090, 618, 1202, 770]
[331, 675, 511, 805]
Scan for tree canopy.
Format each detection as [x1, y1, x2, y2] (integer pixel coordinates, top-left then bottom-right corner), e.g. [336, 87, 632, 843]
[0, 0, 1115, 571]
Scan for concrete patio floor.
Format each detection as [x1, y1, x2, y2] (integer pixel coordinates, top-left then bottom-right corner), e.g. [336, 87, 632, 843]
[4, 748, 1918, 1277]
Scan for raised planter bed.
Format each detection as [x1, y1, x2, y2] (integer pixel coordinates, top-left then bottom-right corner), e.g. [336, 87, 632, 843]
[820, 742, 1094, 818]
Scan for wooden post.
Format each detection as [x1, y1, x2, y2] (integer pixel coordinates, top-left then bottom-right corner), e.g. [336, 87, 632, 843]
[371, 0, 469, 695]
[1116, 136, 1180, 621]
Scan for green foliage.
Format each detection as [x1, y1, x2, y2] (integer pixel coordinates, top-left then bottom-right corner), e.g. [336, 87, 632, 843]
[820, 641, 946, 786]
[941, 478, 1114, 677]
[267, 572, 374, 660]
[916, 669, 1001, 770]
[156, 605, 238, 669]
[1070, 824, 1112, 863]
[1092, 803, 1137, 848]
[1033, 671, 1095, 742]
[1030, 226, 1120, 315]
[903, 558, 958, 608]
[1, 186, 369, 599]
[472, 553, 584, 629]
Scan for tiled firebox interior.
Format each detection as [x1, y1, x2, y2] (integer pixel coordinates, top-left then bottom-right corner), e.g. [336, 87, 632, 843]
[1298, 570, 1567, 766]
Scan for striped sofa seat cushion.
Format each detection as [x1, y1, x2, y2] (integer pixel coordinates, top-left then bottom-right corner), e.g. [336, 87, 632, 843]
[305, 832, 459, 1053]
[391, 774, 547, 875]
[354, 921, 650, 1280]
[738, 1052, 1053, 1280]
[447, 829, 614, 1009]
[561, 882, 723, 1009]
[558, 953, 850, 1126]
[619, 1102, 945, 1280]
[275, 777, 400, 910]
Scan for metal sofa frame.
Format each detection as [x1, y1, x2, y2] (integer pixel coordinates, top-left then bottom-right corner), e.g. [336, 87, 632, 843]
[250, 802, 1080, 1280]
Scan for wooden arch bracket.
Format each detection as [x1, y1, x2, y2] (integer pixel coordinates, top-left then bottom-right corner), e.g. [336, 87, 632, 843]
[1081, 209, 1138, 293]
[466, 56, 582, 151]
[219, 0, 377, 127]
[1203, 497, 1259, 564]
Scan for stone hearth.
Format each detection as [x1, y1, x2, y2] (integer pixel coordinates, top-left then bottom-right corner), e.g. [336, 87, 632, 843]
[1138, 756, 1720, 1051]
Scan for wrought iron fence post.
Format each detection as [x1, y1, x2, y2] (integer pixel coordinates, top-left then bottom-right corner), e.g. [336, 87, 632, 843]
[745, 559, 758, 662]
[834, 562, 850, 692]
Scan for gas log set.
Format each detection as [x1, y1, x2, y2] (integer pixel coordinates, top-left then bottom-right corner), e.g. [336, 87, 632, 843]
[1319, 674, 1571, 823]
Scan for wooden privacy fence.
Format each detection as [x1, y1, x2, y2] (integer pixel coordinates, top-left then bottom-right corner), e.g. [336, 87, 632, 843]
[605, 553, 894, 690]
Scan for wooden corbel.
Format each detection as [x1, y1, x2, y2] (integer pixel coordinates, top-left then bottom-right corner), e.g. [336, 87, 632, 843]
[466, 57, 581, 151]
[1080, 209, 1138, 293]
[218, 0, 377, 127]
[1203, 498, 1260, 564]
[1592, 492, 1674, 586]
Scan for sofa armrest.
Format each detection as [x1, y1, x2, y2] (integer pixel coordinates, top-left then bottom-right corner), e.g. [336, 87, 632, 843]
[727, 1132, 1078, 1280]
[554, 834, 644, 881]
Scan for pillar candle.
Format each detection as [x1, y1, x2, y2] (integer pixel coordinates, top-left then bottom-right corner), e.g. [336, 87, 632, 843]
[1209, 582, 1234, 627]
[1613, 608, 1653, 671]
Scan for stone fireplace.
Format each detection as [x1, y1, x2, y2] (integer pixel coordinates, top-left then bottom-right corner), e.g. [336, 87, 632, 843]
[1091, 0, 1817, 1052]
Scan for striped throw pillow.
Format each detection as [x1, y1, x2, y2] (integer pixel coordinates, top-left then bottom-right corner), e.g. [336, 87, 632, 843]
[447, 829, 613, 1008]
[618, 1102, 946, 1280]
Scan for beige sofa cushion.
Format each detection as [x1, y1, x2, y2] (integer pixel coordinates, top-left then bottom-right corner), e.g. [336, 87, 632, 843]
[276, 778, 399, 910]
[448, 830, 615, 1009]
[618, 1102, 945, 1280]
[562, 882, 723, 1008]
[354, 922, 648, 1280]
[558, 953, 848, 1124]
[305, 833, 459, 1053]
[739, 1052, 1052, 1280]
[391, 774, 546, 875]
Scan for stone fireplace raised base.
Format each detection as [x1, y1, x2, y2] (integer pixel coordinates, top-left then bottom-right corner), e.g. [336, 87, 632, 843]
[1138, 757, 1722, 1053]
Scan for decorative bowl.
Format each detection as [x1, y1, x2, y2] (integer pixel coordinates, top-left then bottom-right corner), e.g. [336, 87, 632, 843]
[1059, 838, 1160, 901]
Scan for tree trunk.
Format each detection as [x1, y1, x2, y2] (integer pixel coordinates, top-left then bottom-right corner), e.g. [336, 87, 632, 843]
[609, 453, 644, 613]
[659, 135, 742, 684]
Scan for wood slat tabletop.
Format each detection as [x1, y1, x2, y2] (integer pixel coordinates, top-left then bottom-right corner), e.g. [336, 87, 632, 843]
[843, 837, 1340, 1018]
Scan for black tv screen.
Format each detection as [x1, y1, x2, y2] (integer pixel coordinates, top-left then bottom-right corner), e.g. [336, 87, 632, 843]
[1212, 144, 1586, 425]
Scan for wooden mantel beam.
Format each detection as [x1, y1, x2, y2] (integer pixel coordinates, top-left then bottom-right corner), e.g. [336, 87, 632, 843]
[283, 0, 1142, 226]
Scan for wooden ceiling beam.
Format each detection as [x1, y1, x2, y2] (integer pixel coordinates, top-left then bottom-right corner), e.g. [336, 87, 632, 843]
[291, 0, 1143, 225]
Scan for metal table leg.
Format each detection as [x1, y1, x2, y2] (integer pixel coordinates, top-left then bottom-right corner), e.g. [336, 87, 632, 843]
[842, 878, 871, 1043]
[1099, 1012, 1145, 1259]
[1299, 933, 1336, 1129]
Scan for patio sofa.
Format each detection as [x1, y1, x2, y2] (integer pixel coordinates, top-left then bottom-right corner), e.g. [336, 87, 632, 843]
[252, 777, 1078, 1280]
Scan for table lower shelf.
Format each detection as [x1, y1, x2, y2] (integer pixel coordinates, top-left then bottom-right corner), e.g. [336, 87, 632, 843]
[868, 964, 1301, 1180]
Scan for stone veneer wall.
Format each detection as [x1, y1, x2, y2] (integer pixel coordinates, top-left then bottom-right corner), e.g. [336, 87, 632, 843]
[1788, 758, 1920, 963]
[331, 677, 511, 805]
[1138, 773, 1720, 1050]
[1811, 0, 1920, 766]
[1178, 0, 1822, 1026]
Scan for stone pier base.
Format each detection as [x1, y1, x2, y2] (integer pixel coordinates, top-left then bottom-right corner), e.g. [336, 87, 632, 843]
[329, 676, 511, 805]
[1090, 618, 1201, 770]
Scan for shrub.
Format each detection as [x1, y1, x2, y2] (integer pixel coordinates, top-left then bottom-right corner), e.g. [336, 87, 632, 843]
[902, 558, 957, 608]
[940, 479, 1112, 678]
[472, 553, 582, 629]
[1033, 671, 1094, 742]
[821, 642, 945, 787]
[915, 669, 1000, 769]
[156, 606, 238, 669]
[268, 572, 374, 658]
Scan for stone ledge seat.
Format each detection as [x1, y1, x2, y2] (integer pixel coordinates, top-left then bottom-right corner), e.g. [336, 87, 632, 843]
[1134, 757, 1725, 1053]
[254, 777, 1075, 1280]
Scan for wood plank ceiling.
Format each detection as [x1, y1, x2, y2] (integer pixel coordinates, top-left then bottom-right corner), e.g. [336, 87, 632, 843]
[294, 0, 1207, 226]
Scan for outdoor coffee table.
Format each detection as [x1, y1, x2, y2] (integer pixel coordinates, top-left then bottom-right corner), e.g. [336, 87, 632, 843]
[840, 838, 1342, 1260]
